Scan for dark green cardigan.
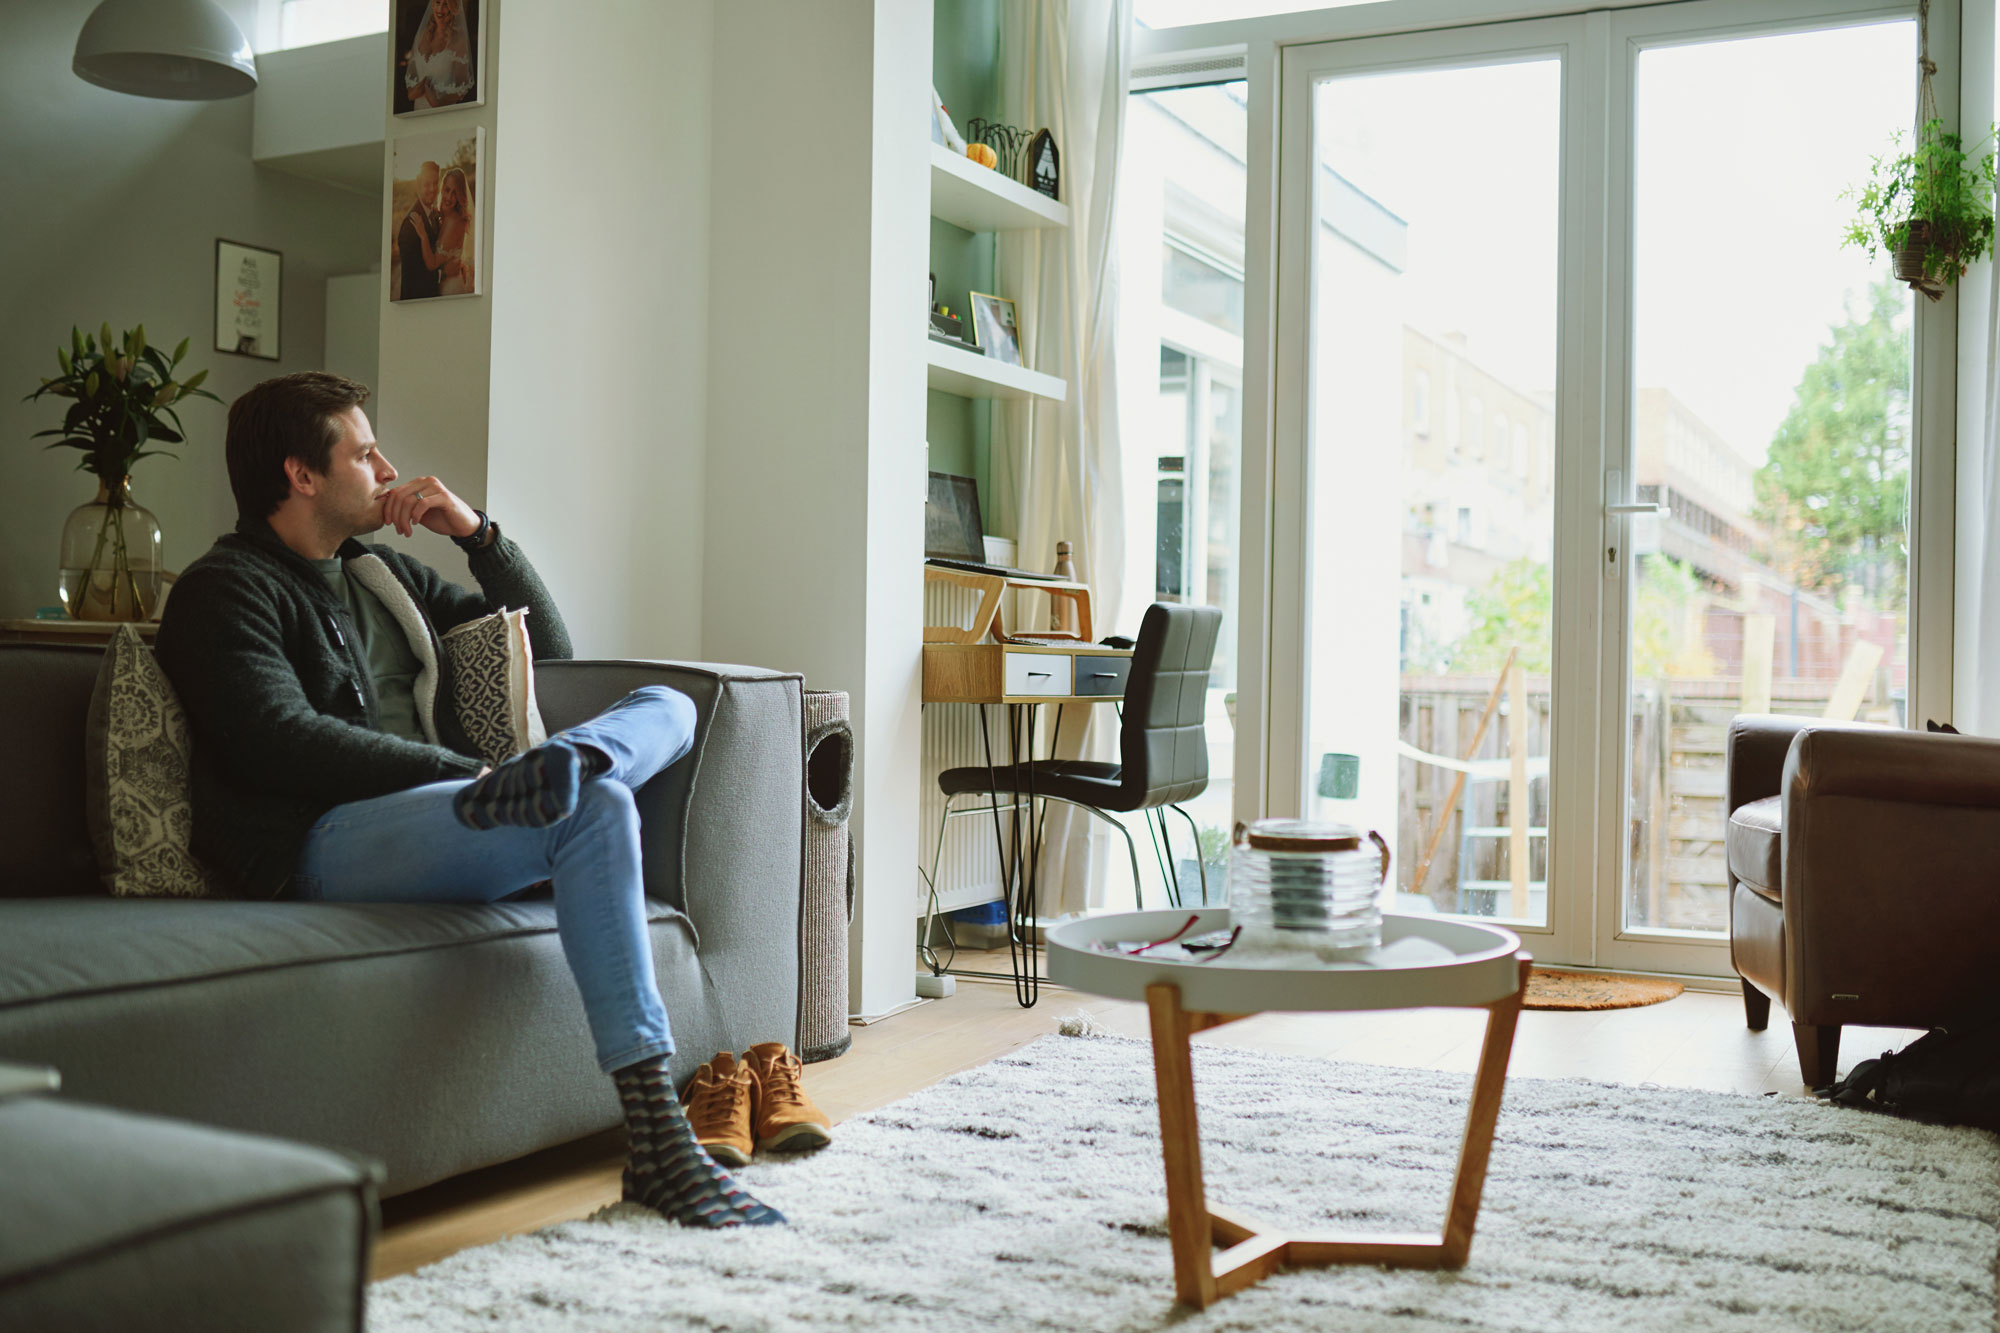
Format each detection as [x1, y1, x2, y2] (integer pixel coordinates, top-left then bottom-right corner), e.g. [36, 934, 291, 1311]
[154, 516, 573, 899]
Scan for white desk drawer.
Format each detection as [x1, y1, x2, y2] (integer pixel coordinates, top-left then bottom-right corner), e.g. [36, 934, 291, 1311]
[1004, 651, 1072, 696]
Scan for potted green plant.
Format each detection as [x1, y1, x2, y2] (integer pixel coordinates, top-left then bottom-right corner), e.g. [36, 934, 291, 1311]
[1843, 118, 1998, 301]
[24, 323, 219, 621]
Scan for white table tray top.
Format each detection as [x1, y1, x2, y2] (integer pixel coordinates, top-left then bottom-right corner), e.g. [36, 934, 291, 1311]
[1047, 909, 1524, 1015]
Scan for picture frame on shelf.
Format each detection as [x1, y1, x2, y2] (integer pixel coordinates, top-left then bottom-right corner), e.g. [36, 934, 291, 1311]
[392, 0, 483, 116]
[968, 291, 1023, 367]
[214, 239, 281, 360]
[1024, 128, 1059, 200]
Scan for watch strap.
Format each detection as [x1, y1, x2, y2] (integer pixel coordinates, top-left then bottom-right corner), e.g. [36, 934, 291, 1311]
[452, 510, 493, 551]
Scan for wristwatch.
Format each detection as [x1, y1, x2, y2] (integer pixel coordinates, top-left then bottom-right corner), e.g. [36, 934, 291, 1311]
[452, 510, 494, 552]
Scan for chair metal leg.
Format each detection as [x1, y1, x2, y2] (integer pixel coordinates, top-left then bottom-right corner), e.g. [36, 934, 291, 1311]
[934, 792, 1153, 922]
[1169, 803, 1210, 906]
[1146, 809, 1182, 908]
[1026, 794, 1150, 912]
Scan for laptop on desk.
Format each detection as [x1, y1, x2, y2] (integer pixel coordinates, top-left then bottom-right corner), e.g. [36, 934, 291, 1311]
[924, 471, 1063, 582]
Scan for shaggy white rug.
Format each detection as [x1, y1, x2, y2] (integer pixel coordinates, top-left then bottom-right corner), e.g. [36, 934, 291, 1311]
[370, 1032, 2000, 1332]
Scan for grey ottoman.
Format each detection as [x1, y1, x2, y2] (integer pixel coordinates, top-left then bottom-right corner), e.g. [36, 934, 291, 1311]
[0, 1096, 377, 1332]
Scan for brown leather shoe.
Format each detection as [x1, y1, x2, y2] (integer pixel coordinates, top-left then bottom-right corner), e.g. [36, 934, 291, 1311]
[681, 1052, 755, 1167]
[745, 1042, 831, 1154]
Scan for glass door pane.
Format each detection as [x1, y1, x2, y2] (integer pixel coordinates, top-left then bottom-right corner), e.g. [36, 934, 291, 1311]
[1303, 58, 1562, 929]
[1112, 81, 1249, 906]
[1621, 21, 1916, 942]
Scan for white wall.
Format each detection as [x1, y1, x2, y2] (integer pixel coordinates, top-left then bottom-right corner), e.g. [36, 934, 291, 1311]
[371, 0, 503, 589]
[252, 33, 385, 162]
[706, 0, 930, 1018]
[324, 272, 380, 389]
[0, 0, 377, 617]
[485, 0, 714, 659]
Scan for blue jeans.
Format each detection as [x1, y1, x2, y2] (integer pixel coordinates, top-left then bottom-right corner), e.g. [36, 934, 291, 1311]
[294, 686, 698, 1073]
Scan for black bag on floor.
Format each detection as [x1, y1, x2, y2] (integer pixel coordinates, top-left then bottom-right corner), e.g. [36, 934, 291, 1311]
[1819, 1026, 2000, 1131]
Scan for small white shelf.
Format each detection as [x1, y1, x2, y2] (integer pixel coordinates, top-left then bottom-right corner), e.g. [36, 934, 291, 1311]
[929, 142, 1069, 233]
[926, 340, 1068, 401]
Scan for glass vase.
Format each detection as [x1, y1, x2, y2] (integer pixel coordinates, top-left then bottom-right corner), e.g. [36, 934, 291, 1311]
[58, 477, 163, 622]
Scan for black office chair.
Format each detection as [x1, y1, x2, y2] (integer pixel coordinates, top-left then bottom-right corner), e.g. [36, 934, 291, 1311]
[926, 601, 1225, 934]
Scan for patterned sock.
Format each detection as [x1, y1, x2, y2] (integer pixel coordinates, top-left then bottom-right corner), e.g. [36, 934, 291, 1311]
[574, 743, 613, 779]
[614, 1056, 785, 1228]
[453, 742, 591, 830]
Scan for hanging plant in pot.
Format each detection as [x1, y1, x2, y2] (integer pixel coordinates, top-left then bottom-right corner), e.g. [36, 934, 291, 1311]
[1842, 117, 1997, 301]
[24, 323, 220, 621]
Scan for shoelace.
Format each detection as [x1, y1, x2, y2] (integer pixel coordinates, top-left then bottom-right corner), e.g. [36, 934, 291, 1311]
[689, 1071, 752, 1125]
[758, 1053, 807, 1108]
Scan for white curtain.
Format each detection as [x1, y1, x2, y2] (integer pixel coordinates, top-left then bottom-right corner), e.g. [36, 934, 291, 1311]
[991, 0, 1133, 915]
[1963, 253, 2000, 735]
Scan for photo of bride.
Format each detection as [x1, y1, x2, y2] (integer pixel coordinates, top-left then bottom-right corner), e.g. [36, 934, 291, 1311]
[393, 0, 481, 116]
[389, 129, 483, 302]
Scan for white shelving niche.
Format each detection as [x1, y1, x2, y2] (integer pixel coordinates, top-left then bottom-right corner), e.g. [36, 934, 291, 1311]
[927, 141, 1068, 404]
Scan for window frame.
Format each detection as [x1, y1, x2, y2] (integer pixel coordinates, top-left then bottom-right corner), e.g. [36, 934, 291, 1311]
[1136, 0, 1963, 973]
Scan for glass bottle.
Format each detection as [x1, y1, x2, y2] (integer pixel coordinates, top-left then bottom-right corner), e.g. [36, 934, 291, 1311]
[58, 476, 163, 622]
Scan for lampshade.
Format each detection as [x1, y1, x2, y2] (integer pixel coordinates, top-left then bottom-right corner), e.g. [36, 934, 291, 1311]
[73, 0, 257, 101]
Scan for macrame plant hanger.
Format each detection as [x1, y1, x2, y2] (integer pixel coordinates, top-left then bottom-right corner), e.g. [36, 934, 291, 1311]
[1908, 0, 1948, 300]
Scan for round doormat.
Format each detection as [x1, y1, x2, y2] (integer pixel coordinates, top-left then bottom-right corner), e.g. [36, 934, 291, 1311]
[1525, 967, 1683, 1010]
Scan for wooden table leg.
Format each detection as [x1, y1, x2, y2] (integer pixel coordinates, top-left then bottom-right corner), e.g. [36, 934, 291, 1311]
[1441, 952, 1533, 1266]
[1144, 955, 1533, 1306]
[1146, 982, 1217, 1309]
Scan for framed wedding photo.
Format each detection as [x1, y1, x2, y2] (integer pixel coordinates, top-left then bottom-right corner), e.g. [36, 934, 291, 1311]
[969, 291, 1023, 367]
[392, 0, 483, 116]
[389, 128, 485, 302]
[214, 239, 281, 360]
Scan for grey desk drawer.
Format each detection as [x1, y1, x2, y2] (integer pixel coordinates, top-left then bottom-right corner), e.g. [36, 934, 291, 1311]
[1074, 655, 1131, 697]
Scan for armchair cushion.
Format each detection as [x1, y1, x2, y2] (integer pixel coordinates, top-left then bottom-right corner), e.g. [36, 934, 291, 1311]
[1726, 795, 1782, 900]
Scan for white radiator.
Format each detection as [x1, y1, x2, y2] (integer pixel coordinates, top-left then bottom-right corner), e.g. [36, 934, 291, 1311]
[919, 555, 1022, 916]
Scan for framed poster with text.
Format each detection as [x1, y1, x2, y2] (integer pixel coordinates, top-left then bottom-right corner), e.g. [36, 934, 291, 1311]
[215, 239, 281, 360]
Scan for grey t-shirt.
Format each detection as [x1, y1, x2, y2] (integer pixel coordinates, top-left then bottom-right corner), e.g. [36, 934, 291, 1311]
[312, 557, 426, 744]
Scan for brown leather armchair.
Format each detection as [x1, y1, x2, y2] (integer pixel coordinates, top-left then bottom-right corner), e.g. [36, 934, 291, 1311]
[1726, 714, 2000, 1088]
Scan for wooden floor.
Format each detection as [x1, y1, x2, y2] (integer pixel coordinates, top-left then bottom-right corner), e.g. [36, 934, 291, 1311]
[372, 955, 1919, 1280]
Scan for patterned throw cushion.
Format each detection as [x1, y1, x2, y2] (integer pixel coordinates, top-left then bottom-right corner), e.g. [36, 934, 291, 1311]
[440, 608, 548, 766]
[84, 624, 218, 897]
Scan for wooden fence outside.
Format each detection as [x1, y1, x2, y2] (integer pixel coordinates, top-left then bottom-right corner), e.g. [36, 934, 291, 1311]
[1399, 675, 1843, 928]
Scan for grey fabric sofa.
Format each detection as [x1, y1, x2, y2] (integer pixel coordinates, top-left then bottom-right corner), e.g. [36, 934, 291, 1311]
[0, 1093, 375, 1332]
[0, 644, 807, 1197]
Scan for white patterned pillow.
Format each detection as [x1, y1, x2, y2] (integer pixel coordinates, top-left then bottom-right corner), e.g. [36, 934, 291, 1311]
[440, 608, 548, 766]
[84, 625, 219, 898]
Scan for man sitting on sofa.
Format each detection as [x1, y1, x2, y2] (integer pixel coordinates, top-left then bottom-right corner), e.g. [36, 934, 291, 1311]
[155, 372, 783, 1229]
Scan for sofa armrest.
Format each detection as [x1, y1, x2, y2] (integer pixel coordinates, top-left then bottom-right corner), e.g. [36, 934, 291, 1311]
[1781, 726, 2000, 1029]
[1787, 726, 2000, 806]
[531, 660, 805, 932]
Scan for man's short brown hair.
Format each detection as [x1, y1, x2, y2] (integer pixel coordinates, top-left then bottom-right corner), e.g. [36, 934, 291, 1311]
[226, 373, 372, 519]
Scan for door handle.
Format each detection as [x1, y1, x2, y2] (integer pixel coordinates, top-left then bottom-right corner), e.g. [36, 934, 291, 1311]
[1603, 469, 1664, 580]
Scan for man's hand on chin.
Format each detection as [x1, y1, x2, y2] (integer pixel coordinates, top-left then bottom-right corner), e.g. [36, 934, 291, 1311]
[380, 477, 481, 541]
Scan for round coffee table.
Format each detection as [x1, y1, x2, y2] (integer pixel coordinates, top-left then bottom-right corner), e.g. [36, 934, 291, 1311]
[1046, 908, 1530, 1310]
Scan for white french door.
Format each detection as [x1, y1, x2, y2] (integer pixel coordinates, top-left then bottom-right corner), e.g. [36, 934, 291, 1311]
[1265, 0, 1947, 974]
